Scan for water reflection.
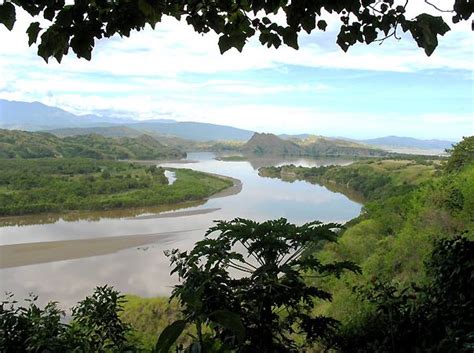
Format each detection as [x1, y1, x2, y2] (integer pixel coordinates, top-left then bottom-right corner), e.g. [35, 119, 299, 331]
[0, 201, 205, 228]
[0, 152, 362, 308]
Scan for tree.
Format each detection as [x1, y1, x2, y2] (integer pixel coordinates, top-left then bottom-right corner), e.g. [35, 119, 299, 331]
[157, 218, 359, 352]
[333, 235, 474, 353]
[445, 136, 474, 173]
[0, 1, 472, 63]
[0, 285, 137, 352]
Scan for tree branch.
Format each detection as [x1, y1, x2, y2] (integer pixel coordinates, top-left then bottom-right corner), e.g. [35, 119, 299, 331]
[424, 0, 454, 13]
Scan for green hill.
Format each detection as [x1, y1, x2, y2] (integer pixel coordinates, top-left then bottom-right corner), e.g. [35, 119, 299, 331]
[0, 129, 186, 160]
[241, 132, 389, 157]
[46, 126, 144, 138]
[241, 132, 305, 155]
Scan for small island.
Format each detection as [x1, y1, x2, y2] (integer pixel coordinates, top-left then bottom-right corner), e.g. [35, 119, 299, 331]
[215, 155, 248, 161]
[0, 158, 234, 216]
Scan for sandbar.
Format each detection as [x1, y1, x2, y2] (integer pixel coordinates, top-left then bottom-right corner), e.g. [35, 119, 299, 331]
[0, 231, 194, 269]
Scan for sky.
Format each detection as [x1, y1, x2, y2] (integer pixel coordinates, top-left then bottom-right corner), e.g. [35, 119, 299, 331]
[0, 2, 473, 140]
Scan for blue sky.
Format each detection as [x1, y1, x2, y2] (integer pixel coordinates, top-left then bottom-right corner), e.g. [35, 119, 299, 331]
[0, 3, 472, 140]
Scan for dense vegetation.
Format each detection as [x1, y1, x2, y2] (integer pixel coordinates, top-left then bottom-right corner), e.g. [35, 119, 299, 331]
[0, 129, 185, 160]
[260, 137, 474, 351]
[158, 219, 358, 352]
[0, 158, 232, 216]
[1, 286, 138, 352]
[331, 236, 474, 353]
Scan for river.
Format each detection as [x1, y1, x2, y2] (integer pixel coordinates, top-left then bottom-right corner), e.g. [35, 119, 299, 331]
[0, 152, 361, 308]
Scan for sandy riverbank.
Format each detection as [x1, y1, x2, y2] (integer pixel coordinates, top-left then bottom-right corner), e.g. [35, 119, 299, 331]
[0, 230, 195, 269]
[129, 207, 220, 220]
[206, 174, 243, 199]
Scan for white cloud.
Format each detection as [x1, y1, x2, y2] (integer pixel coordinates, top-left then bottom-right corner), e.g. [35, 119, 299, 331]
[0, 3, 472, 140]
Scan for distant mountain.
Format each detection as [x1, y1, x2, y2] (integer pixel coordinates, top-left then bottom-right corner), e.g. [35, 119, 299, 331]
[1, 99, 254, 141]
[126, 121, 254, 141]
[242, 133, 389, 157]
[361, 136, 455, 151]
[0, 99, 130, 130]
[0, 129, 185, 160]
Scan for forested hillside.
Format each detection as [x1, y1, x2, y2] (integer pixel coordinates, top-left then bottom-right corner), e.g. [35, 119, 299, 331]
[0, 129, 185, 160]
[242, 132, 390, 157]
[260, 136, 474, 351]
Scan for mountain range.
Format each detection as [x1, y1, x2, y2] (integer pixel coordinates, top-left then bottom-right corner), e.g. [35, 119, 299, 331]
[361, 136, 454, 151]
[0, 99, 456, 151]
[0, 99, 254, 141]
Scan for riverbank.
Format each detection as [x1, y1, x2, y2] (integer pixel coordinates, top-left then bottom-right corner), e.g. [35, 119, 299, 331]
[258, 159, 438, 203]
[0, 171, 243, 268]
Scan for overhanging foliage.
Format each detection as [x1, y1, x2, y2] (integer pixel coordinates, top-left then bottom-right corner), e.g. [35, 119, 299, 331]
[0, 0, 471, 62]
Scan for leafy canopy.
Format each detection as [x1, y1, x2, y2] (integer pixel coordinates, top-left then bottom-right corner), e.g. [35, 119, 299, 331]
[445, 136, 474, 173]
[0, 1, 471, 62]
[335, 235, 474, 353]
[158, 218, 359, 352]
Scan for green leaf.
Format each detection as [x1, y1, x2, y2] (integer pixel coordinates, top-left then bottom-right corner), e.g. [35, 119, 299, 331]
[43, 7, 55, 21]
[317, 20, 327, 31]
[26, 22, 41, 46]
[138, 0, 154, 16]
[301, 15, 315, 33]
[209, 310, 245, 342]
[363, 25, 377, 44]
[409, 14, 451, 56]
[155, 320, 186, 353]
[281, 27, 298, 49]
[218, 35, 233, 54]
[0, 2, 15, 31]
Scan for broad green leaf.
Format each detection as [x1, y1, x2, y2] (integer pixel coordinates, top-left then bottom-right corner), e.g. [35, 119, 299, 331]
[0, 2, 15, 31]
[155, 320, 186, 353]
[218, 35, 232, 54]
[410, 14, 451, 56]
[281, 27, 298, 49]
[363, 25, 377, 44]
[26, 22, 41, 46]
[138, 0, 154, 16]
[317, 20, 327, 31]
[209, 310, 245, 342]
[301, 15, 315, 33]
